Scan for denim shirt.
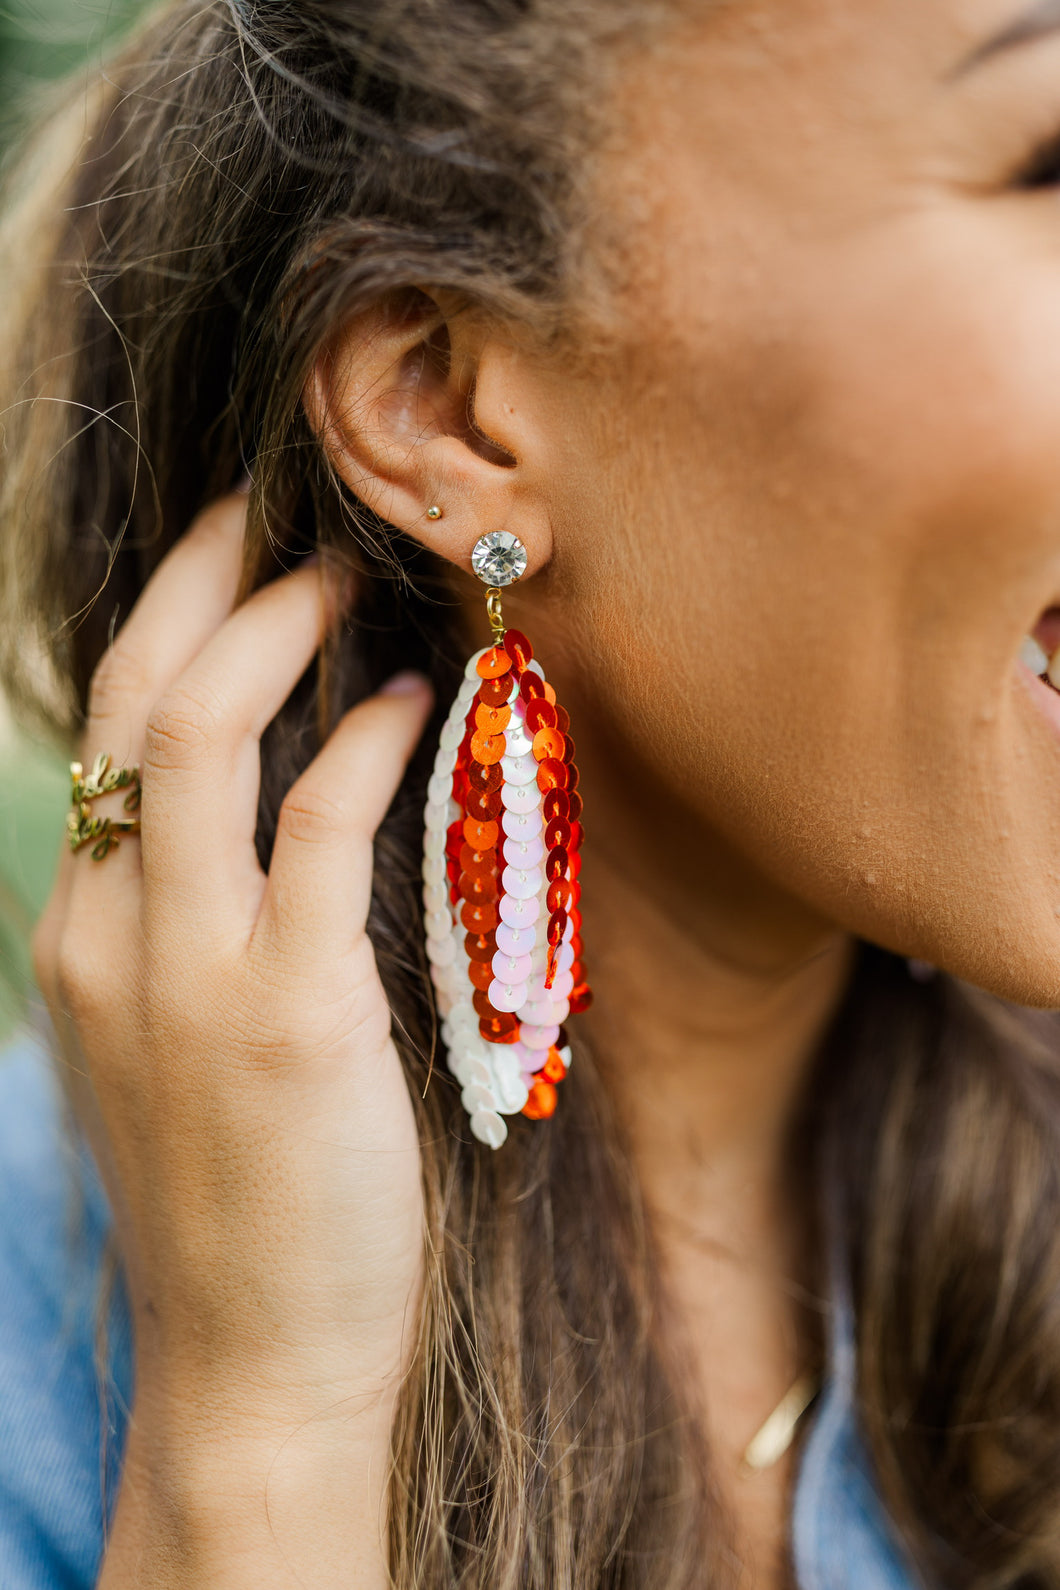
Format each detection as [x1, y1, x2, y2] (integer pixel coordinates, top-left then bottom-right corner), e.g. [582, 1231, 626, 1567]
[0, 1032, 921, 1589]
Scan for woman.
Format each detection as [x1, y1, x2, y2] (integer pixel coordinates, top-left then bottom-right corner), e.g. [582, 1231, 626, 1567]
[2, 0, 1059, 1583]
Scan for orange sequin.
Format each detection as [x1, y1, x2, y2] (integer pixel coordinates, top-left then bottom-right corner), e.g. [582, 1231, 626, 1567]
[539, 1048, 567, 1084]
[467, 760, 503, 794]
[479, 1014, 521, 1043]
[536, 757, 569, 792]
[532, 726, 566, 762]
[469, 959, 494, 992]
[470, 731, 505, 765]
[463, 816, 499, 850]
[476, 646, 512, 679]
[475, 701, 511, 734]
[465, 931, 497, 962]
[522, 1079, 558, 1119]
[461, 900, 498, 933]
[459, 871, 499, 904]
[459, 843, 495, 878]
[478, 673, 512, 707]
[466, 787, 502, 822]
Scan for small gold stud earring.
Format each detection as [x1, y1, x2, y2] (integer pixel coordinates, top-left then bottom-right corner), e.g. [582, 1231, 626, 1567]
[426, 505, 443, 521]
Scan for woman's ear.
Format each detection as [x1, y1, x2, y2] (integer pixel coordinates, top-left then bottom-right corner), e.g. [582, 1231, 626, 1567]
[304, 288, 553, 578]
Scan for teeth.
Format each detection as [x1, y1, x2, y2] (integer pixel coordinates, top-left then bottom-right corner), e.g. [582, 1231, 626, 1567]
[1021, 635, 1049, 676]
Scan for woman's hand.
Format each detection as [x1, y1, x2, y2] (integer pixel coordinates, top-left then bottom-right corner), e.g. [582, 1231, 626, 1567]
[31, 495, 434, 1581]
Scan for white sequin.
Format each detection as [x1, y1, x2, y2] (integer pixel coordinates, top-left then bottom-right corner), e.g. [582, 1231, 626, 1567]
[492, 950, 533, 982]
[520, 1022, 560, 1050]
[495, 922, 536, 957]
[488, 978, 529, 1013]
[502, 806, 542, 839]
[470, 1109, 508, 1148]
[501, 753, 538, 786]
[427, 771, 453, 806]
[503, 835, 545, 869]
[427, 936, 457, 968]
[518, 989, 570, 1025]
[502, 865, 543, 900]
[500, 779, 539, 813]
[499, 893, 540, 928]
[462, 1081, 499, 1114]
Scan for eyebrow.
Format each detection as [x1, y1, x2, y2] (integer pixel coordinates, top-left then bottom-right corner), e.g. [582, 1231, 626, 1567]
[953, 0, 1060, 77]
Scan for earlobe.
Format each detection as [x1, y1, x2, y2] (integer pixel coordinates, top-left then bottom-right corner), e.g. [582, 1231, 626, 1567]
[303, 288, 552, 579]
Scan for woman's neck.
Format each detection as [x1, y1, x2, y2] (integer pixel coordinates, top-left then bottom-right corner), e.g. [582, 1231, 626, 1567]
[575, 767, 853, 1586]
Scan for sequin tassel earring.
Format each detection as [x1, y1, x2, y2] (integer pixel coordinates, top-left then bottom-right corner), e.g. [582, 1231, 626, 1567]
[421, 531, 592, 1148]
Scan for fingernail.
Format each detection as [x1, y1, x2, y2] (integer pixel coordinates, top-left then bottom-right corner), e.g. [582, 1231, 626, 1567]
[380, 670, 431, 697]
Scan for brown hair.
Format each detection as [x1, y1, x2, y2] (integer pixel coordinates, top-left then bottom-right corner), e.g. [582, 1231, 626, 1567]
[3, 4, 1060, 1585]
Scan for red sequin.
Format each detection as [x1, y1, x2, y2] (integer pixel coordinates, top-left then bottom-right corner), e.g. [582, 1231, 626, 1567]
[544, 816, 572, 851]
[542, 787, 570, 823]
[518, 671, 545, 704]
[536, 757, 569, 792]
[547, 878, 573, 912]
[503, 628, 534, 671]
[568, 983, 593, 1014]
[545, 845, 570, 883]
[524, 697, 558, 733]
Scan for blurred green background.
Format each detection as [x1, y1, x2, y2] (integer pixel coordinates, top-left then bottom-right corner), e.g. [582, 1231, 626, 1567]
[0, 0, 147, 1041]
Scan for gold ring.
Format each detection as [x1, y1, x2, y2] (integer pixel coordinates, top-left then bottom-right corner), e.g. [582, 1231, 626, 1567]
[67, 752, 142, 861]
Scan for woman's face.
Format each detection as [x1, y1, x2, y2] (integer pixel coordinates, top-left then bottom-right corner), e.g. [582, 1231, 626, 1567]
[517, 0, 1060, 1007]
